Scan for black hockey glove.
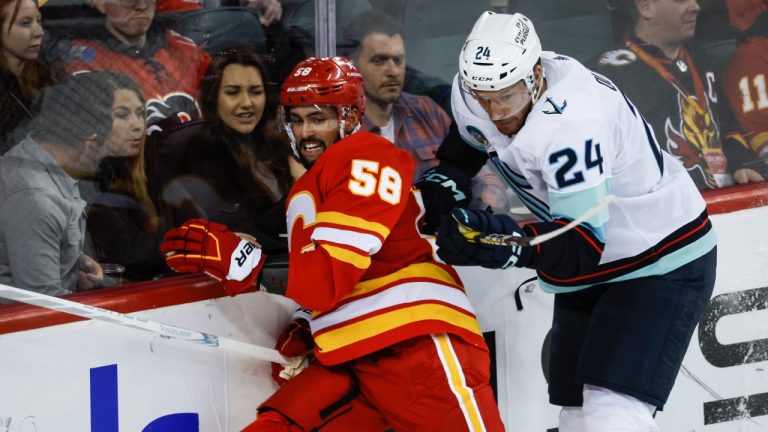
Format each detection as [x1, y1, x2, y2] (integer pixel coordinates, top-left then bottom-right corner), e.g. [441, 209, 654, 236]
[437, 208, 532, 269]
[415, 163, 472, 234]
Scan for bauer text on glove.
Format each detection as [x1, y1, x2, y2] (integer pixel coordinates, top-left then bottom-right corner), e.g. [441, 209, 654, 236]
[160, 218, 266, 296]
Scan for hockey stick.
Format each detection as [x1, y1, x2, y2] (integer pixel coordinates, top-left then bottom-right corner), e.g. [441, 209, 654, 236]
[0, 283, 289, 365]
[457, 194, 614, 247]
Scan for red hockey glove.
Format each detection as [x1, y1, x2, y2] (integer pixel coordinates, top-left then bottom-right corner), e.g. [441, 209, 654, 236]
[161, 218, 266, 296]
[271, 309, 314, 385]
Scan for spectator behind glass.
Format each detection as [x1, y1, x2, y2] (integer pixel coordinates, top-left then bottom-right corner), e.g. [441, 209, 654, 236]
[593, 0, 765, 189]
[343, 10, 508, 214]
[0, 72, 139, 296]
[87, 71, 165, 282]
[0, 0, 53, 154]
[59, 0, 210, 131]
[155, 0, 282, 27]
[723, 0, 768, 166]
[156, 47, 299, 254]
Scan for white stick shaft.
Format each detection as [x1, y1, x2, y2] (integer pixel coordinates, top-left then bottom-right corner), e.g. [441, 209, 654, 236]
[462, 194, 614, 247]
[528, 194, 614, 246]
[0, 283, 288, 365]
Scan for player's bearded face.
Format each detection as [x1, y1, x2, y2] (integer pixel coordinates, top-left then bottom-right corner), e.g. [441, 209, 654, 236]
[288, 105, 342, 168]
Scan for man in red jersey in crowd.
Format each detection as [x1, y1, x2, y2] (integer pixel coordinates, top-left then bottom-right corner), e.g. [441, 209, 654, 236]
[161, 56, 504, 431]
[61, 0, 210, 130]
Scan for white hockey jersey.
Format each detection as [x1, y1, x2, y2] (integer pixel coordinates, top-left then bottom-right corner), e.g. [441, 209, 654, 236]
[451, 52, 717, 293]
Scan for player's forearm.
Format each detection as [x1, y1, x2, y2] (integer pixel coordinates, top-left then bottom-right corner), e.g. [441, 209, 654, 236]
[286, 247, 364, 313]
[523, 221, 604, 277]
[436, 123, 489, 177]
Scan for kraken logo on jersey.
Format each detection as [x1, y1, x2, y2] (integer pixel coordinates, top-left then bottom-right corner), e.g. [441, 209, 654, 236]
[664, 93, 724, 188]
[543, 97, 567, 114]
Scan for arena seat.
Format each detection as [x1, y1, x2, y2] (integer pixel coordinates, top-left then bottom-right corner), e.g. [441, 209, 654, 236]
[172, 7, 267, 55]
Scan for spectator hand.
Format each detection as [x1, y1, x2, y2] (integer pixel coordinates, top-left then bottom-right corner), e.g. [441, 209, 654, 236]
[415, 164, 472, 234]
[733, 168, 765, 184]
[437, 208, 532, 269]
[272, 315, 314, 385]
[246, 0, 282, 26]
[160, 219, 266, 296]
[78, 255, 104, 291]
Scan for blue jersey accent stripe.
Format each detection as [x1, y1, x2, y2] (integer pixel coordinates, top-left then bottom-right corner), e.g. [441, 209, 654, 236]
[548, 181, 611, 241]
[538, 229, 716, 293]
[488, 152, 530, 188]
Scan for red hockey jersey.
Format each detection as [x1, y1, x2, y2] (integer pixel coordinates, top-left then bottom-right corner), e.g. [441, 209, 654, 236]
[63, 30, 210, 127]
[285, 131, 484, 365]
[724, 35, 768, 157]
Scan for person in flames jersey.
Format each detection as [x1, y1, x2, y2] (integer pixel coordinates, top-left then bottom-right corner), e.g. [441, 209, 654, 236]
[162, 56, 505, 431]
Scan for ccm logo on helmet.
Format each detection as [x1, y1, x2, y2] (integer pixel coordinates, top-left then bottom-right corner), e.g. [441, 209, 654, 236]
[472, 76, 493, 81]
[515, 20, 530, 45]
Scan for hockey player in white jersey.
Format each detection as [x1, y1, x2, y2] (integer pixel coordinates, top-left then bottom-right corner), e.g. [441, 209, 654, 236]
[431, 11, 717, 432]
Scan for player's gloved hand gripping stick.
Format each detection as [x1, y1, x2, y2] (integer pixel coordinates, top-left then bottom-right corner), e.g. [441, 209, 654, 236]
[437, 195, 613, 269]
[456, 195, 614, 246]
[271, 307, 314, 384]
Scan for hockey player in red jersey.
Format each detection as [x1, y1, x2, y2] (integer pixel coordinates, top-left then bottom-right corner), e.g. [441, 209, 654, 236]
[161, 56, 504, 431]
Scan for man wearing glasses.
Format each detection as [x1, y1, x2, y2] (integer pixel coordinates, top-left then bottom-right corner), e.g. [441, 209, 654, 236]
[61, 0, 210, 130]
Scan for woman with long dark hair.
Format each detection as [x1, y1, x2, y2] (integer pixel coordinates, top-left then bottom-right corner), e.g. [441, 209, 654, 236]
[156, 47, 300, 254]
[87, 71, 164, 282]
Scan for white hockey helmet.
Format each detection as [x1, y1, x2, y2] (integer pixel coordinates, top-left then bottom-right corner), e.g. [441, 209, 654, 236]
[459, 12, 543, 97]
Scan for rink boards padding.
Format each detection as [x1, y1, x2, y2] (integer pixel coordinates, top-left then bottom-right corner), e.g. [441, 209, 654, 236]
[0, 184, 767, 431]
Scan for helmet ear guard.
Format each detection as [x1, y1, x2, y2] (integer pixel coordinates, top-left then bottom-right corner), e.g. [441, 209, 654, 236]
[459, 12, 544, 103]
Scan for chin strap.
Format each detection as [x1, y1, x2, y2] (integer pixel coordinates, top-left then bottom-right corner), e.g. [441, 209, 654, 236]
[284, 122, 300, 158]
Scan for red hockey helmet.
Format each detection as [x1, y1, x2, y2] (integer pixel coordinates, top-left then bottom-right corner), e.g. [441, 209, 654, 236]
[280, 57, 366, 157]
[280, 56, 366, 114]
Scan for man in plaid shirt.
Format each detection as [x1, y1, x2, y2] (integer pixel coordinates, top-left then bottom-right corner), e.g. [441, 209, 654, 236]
[344, 10, 508, 220]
